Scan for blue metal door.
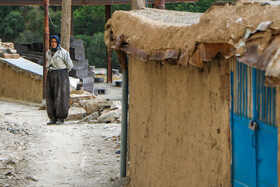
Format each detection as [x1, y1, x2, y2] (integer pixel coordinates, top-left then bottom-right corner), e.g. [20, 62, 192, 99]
[231, 60, 278, 187]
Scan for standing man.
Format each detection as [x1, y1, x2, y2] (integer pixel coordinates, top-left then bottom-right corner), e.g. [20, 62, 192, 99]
[46, 35, 73, 125]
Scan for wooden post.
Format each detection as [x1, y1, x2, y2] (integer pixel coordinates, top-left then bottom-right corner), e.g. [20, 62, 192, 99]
[106, 5, 112, 83]
[131, 0, 145, 10]
[43, 0, 49, 99]
[71, 6, 74, 36]
[61, 0, 72, 52]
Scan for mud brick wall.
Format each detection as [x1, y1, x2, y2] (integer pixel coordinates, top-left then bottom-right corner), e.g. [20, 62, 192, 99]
[0, 62, 42, 103]
[128, 56, 231, 186]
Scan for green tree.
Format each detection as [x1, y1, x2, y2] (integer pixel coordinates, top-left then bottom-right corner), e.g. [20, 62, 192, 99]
[112, 4, 131, 12]
[14, 6, 44, 43]
[0, 11, 25, 42]
[15, 6, 61, 44]
[15, 30, 42, 44]
[74, 5, 105, 35]
[165, 0, 233, 12]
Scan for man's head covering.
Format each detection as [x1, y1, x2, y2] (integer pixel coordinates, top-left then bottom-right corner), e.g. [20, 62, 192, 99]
[50, 35, 61, 50]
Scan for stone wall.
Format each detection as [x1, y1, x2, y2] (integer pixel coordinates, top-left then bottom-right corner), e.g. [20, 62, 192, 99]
[128, 56, 231, 186]
[0, 62, 42, 103]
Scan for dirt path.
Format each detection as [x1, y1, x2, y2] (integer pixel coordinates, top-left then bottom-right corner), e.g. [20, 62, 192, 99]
[0, 98, 121, 187]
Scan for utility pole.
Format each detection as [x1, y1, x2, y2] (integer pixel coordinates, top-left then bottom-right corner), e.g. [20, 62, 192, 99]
[61, 0, 72, 52]
[132, 0, 145, 9]
[43, 0, 49, 99]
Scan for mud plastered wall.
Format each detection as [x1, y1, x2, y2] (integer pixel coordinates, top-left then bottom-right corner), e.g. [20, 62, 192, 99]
[0, 63, 43, 103]
[128, 56, 231, 186]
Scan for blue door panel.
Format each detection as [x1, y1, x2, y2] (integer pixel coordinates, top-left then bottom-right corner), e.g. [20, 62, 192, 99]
[231, 60, 278, 187]
[234, 180, 250, 187]
[232, 118, 256, 186]
[257, 124, 278, 187]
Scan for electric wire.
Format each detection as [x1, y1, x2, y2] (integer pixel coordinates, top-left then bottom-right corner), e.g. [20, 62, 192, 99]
[49, 9, 61, 28]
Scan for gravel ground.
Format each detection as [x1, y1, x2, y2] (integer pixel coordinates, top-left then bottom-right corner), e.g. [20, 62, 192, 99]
[0, 98, 122, 187]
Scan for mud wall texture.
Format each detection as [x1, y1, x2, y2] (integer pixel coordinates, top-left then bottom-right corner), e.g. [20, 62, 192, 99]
[0, 63, 43, 103]
[128, 56, 231, 186]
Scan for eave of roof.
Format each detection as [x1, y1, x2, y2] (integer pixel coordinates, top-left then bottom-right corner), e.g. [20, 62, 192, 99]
[105, 2, 280, 86]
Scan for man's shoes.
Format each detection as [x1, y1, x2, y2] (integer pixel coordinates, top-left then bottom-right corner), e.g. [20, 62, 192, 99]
[56, 119, 64, 125]
[47, 120, 56, 125]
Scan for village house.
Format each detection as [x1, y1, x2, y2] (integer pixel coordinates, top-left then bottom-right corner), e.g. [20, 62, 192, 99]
[105, 1, 280, 186]
[0, 42, 43, 103]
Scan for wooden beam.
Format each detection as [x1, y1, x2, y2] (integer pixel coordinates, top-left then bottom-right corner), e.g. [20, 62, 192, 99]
[0, 0, 197, 5]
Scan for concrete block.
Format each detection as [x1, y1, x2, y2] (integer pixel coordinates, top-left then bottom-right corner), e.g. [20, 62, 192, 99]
[78, 59, 88, 66]
[98, 88, 108, 95]
[93, 88, 98, 96]
[115, 80, 122, 87]
[94, 77, 104, 83]
[80, 77, 94, 84]
[76, 82, 83, 90]
[72, 60, 85, 69]
[70, 69, 88, 78]
[84, 65, 89, 69]
[80, 77, 94, 93]
[70, 39, 84, 48]
[71, 52, 85, 60]
[70, 46, 85, 54]
[88, 71, 95, 77]
[83, 85, 93, 93]
[112, 69, 119, 75]
[89, 66, 95, 72]
[73, 59, 88, 67]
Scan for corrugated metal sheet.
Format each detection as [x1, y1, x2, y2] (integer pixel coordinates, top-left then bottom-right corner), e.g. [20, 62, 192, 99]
[237, 35, 280, 71]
